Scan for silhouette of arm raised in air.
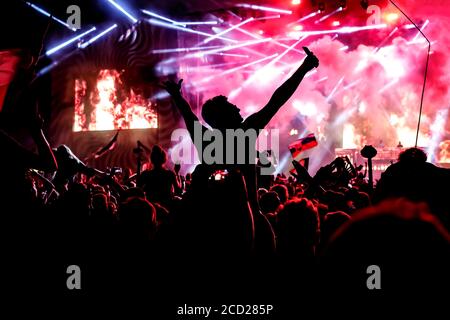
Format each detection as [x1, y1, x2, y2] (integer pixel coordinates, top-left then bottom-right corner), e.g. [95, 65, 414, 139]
[244, 48, 319, 130]
[162, 79, 206, 140]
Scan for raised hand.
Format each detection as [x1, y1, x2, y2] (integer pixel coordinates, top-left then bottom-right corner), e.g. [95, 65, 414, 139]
[302, 47, 319, 71]
[161, 79, 183, 97]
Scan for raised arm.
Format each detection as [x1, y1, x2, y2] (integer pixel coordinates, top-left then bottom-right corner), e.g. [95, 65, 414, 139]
[31, 124, 58, 172]
[161, 79, 202, 140]
[245, 48, 319, 130]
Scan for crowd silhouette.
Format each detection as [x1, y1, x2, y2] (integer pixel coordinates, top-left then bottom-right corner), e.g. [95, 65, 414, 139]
[1, 47, 449, 312]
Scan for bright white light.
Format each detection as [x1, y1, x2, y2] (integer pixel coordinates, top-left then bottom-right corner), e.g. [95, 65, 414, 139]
[107, 0, 137, 23]
[358, 102, 366, 114]
[385, 13, 399, 23]
[292, 0, 301, 5]
[343, 124, 357, 148]
[46, 27, 97, 56]
[293, 100, 317, 117]
[376, 49, 406, 78]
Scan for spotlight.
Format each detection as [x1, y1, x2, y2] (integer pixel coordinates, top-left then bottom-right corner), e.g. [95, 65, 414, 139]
[292, 0, 301, 5]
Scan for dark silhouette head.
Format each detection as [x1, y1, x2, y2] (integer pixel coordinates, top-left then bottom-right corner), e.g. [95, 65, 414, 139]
[150, 145, 167, 167]
[277, 198, 320, 257]
[270, 184, 289, 204]
[201, 95, 243, 129]
[259, 191, 281, 215]
[398, 147, 427, 164]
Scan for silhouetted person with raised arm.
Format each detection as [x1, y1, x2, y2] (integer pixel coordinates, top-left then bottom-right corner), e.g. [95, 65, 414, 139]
[162, 48, 319, 256]
[162, 48, 319, 207]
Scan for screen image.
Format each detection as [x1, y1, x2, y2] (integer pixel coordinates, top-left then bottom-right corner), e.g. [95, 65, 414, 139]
[73, 69, 157, 131]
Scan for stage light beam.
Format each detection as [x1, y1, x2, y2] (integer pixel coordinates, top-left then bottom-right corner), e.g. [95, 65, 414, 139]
[107, 0, 138, 23]
[315, 7, 343, 24]
[80, 24, 118, 49]
[253, 15, 281, 21]
[46, 27, 97, 56]
[25, 2, 77, 31]
[142, 9, 185, 26]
